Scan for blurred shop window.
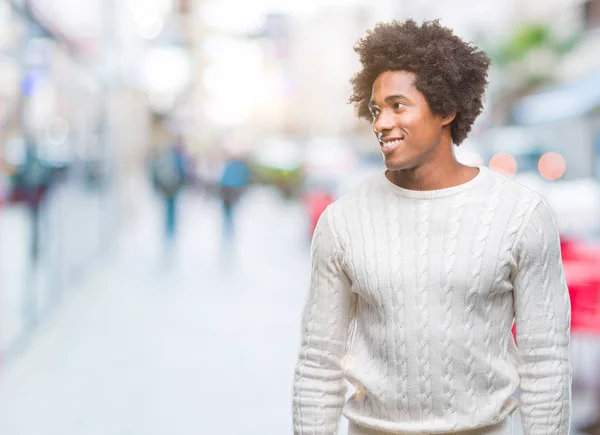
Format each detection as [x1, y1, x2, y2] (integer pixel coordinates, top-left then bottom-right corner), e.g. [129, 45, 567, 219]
[584, 0, 600, 30]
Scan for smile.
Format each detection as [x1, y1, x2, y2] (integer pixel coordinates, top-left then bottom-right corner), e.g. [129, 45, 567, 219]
[382, 139, 402, 148]
[380, 137, 404, 153]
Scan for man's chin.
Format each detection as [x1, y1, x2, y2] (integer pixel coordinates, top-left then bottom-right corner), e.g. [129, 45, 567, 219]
[383, 158, 411, 172]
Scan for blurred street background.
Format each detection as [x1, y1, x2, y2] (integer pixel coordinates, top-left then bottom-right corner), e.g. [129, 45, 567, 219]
[0, 0, 599, 434]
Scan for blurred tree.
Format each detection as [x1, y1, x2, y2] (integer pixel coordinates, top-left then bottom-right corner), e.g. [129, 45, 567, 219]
[492, 24, 579, 67]
[483, 23, 581, 125]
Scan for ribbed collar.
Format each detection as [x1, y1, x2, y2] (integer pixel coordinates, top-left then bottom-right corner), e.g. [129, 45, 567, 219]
[377, 165, 489, 199]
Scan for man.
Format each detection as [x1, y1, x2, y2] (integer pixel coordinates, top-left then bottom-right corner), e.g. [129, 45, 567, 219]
[219, 156, 251, 239]
[292, 20, 571, 435]
[14, 140, 53, 262]
[151, 137, 186, 250]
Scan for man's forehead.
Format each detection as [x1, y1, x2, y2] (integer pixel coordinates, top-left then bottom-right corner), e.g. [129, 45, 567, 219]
[373, 70, 416, 90]
[370, 72, 417, 103]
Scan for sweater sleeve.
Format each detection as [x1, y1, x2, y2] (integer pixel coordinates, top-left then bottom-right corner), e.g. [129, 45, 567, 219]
[512, 198, 572, 435]
[292, 206, 356, 435]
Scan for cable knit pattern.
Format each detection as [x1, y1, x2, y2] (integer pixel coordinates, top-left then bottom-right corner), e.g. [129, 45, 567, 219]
[416, 200, 432, 420]
[293, 166, 572, 435]
[498, 291, 513, 359]
[384, 190, 409, 421]
[464, 179, 505, 415]
[441, 193, 467, 423]
[483, 193, 531, 407]
[513, 199, 572, 435]
[358, 185, 379, 419]
[293, 207, 356, 434]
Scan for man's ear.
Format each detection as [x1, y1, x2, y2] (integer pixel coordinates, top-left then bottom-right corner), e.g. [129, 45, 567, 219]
[441, 112, 456, 127]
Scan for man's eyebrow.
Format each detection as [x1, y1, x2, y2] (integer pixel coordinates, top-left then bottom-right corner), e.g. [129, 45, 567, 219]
[384, 94, 409, 104]
[369, 94, 410, 109]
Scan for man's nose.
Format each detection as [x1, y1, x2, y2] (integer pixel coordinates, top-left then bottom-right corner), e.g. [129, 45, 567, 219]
[374, 110, 394, 134]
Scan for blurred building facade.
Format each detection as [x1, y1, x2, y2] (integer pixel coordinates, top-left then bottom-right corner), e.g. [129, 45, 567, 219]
[0, 0, 192, 360]
[506, 0, 600, 177]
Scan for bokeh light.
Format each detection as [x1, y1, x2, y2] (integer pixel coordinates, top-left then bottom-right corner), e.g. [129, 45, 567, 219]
[488, 153, 518, 177]
[538, 152, 567, 181]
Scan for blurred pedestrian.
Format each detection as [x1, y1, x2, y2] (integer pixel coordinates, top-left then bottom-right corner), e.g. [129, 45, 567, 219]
[150, 136, 186, 251]
[293, 20, 572, 435]
[219, 156, 251, 239]
[13, 140, 53, 262]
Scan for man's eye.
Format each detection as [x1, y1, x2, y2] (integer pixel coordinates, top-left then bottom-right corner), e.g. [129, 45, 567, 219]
[393, 103, 405, 110]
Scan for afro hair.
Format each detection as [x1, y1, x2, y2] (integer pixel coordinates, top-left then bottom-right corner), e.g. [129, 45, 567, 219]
[349, 19, 491, 145]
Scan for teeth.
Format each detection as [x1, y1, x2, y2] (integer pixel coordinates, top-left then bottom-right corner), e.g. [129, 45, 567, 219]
[383, 139, 402, 148]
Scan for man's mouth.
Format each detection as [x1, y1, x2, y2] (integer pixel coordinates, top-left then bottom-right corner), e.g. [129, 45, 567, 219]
[380, 136, 405, 149]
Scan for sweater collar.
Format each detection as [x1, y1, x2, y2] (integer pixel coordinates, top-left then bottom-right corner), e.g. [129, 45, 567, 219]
[378, 165, 489, 199]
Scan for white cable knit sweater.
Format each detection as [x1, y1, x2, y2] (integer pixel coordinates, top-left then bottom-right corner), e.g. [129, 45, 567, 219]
[292, 165, 572, 435]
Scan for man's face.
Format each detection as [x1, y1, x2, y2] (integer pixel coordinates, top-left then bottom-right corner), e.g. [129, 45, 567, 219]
[369, 70, 451, 171]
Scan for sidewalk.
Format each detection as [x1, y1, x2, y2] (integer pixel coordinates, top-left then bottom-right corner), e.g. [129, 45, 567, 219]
[0, 186, 311, 435]
[0, 183, 110, 358]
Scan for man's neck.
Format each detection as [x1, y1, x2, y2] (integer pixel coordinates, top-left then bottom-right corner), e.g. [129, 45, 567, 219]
[386, 160, 478, 191]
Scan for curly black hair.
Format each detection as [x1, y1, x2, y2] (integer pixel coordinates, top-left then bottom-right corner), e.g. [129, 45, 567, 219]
[349, 19, 491, 145]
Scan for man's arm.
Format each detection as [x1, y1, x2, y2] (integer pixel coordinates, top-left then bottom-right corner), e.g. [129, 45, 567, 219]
[293, 206, 356, 435]
[513, 198, 572, 435]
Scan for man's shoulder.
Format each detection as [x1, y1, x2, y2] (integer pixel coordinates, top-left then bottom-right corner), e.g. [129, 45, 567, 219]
[328, 172, 381, 211]
[485, 167, 544, 207]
